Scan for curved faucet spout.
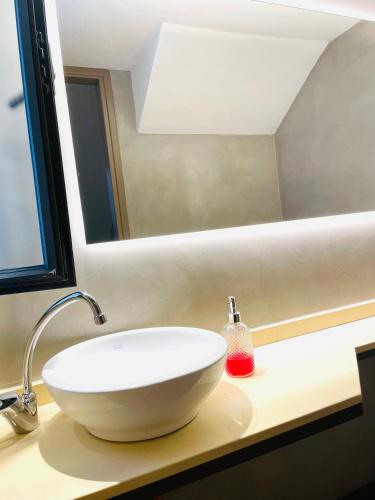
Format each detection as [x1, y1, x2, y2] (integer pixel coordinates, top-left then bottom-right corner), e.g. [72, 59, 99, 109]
[1, 291, 107, 434]
[23, 291, 107, 398]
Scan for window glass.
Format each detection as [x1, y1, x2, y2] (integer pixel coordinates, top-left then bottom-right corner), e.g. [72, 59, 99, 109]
[0, 0, 43, 270]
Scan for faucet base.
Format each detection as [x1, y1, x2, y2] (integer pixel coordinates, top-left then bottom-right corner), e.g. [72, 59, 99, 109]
[0, 392, 38, 434]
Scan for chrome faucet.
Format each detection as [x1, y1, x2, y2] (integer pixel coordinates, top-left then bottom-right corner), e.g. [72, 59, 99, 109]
[0, 291, 107, 434]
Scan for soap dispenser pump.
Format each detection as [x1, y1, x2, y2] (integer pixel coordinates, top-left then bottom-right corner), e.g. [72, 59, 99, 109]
[222, 296, 254, 377]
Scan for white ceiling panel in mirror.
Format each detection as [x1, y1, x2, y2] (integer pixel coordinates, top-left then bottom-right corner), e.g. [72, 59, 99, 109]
[55, 0, 372, 242]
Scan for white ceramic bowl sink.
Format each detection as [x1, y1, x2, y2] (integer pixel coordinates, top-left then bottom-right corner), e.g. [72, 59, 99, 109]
[42, 327, 227, 441]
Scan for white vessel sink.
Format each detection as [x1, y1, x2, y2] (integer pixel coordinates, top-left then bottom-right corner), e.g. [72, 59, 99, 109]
[42, 327, 227, 441]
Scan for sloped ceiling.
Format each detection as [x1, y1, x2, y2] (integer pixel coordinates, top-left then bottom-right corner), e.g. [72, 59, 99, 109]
[56, 0, 359, 135]
[133, 23, 328, 135]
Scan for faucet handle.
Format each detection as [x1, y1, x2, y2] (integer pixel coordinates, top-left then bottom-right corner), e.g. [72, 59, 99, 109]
[0, 392, 19, 413]
[0, 391, 38, 434]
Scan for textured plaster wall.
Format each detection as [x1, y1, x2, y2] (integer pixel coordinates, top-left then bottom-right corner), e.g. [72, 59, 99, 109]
[1, 3, 375, 390]
[110, 70, 282, 238]
[276, 21, 375, 220]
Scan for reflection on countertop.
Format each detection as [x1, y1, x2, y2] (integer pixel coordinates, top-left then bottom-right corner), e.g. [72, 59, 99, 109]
[37, 381, 253, 483]
[2, 314, 375, 499]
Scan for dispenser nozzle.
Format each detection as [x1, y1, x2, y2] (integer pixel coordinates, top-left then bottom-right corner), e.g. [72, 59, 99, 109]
[228, 296, 236, 315]
[227, 296, 241, 323]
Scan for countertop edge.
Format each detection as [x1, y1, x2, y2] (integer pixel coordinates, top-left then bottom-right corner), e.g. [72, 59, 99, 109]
[79, 394, 363, 500]
[2, 315, 375, 500]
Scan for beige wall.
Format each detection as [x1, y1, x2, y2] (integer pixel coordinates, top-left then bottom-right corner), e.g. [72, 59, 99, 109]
[2, 2, 375, 390]
[110, 70, 281, 238]
[276, 21, 375, 220]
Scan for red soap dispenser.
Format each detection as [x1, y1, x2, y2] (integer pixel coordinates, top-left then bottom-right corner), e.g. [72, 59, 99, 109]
[222, 296, 254, 377]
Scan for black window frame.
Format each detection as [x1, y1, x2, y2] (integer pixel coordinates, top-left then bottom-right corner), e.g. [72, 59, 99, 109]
[0, 0, 76, 295]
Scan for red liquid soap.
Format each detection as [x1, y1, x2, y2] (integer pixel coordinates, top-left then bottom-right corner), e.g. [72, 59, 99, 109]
[226, 352, 254, 377]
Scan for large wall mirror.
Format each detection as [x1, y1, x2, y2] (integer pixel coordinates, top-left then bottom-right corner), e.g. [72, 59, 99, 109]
[56, 0, 370, 242]
[0, 0, 75, 294]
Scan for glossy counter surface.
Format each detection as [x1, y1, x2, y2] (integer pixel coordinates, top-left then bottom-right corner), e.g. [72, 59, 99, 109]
[1, 316, 374, 499]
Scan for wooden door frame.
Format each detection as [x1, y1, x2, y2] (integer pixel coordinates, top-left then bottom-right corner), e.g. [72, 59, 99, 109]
[64, 66, 130, 240]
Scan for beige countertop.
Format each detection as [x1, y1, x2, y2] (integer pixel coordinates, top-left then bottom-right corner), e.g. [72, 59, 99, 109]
[1, 316, 375, 500]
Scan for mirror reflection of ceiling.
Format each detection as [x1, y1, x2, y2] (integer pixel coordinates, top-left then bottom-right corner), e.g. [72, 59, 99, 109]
[56, 0, 358, 135]
[258, 0, 375, 21]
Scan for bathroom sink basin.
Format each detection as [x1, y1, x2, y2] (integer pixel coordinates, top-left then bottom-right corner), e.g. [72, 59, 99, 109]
[42, 327, 227, 441]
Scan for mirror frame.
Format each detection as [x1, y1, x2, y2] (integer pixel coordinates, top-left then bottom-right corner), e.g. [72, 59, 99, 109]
[0, 0, 75, 295]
